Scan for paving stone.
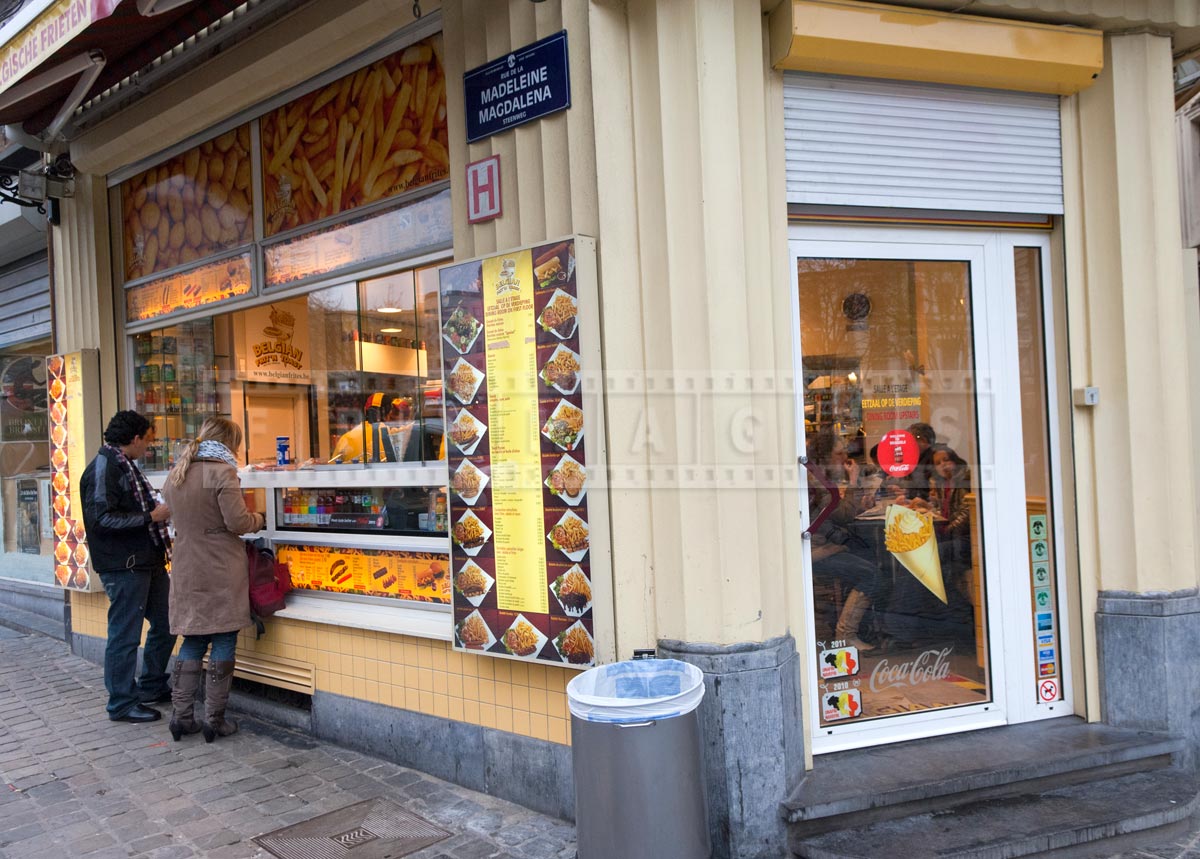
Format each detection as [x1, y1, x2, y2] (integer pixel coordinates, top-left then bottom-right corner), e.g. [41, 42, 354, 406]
[0, 631, 576, 859]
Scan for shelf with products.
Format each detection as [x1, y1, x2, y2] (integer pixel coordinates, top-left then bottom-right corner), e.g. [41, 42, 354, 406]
[274, 484, 447, 538]
[132, 318, 233, 471]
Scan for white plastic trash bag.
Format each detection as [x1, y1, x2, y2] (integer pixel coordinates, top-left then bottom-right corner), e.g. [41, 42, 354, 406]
[567, 659, 705, 724]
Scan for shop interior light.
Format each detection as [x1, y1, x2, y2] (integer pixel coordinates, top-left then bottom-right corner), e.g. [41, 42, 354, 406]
[380, 328, 404, 334]
[847, 371, 858, 384]
[376, 306, 403, 313]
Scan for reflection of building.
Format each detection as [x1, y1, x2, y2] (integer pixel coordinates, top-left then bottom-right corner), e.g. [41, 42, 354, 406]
[0, 146, 57, 620]
[4, 2, 1200, 856]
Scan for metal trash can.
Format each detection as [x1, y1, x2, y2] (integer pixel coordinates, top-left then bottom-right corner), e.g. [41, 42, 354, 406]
[568, 659, 710, 859]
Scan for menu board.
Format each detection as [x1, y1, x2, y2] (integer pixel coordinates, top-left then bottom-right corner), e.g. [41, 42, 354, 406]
[119, 125, 254, 282]
[263, 188, 451, 288]
[260, 33, 448, 237]
[48, 351, 102, 591]
[125, 251, 253, 324]
[440, 239, 601, 666]
[275, 544, 449, 603]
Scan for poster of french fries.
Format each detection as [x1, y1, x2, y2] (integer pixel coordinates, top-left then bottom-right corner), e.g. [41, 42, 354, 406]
[260, 33, 449, 237]
[275, 544, 450, 604]
[120, 126, 254, 282]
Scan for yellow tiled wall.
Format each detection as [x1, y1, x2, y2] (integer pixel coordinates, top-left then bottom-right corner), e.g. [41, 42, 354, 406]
[72, 591, 576, 745]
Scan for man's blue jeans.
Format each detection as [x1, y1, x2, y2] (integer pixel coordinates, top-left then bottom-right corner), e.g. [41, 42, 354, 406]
[98, 566, 176, 718]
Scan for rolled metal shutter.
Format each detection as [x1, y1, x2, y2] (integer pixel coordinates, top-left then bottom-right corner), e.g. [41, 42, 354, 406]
[784, 73, 1063, 215]
[0, 255, 50, 349]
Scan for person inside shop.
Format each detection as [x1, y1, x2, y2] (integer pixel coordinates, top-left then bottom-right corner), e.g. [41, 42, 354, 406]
[330, 392, 401, 463]
[162, 416, 266, 743]
[865, 443, 907, 507]
[807, 431, 880, 651]
[80, 410, 174, 724]
[912, 444, 974, 582]
[904, 421, 938, 499]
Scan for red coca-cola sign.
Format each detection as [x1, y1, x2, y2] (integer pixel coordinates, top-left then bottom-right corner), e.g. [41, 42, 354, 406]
[877, 430, 919, 477]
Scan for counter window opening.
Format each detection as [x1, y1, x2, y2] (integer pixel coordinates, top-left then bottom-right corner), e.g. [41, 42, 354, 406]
[128, 262, 452, 605]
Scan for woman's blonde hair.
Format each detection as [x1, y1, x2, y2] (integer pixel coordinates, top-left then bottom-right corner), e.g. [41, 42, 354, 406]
[168, 416, 244, 486]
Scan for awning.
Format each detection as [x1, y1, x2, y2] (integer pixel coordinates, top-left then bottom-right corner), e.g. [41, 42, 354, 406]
[769, 0, 1104, 96]
[0, 0, 244, 140]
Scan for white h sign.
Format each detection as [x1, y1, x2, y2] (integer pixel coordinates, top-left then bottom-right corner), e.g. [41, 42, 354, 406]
[466, 155, 502, 224]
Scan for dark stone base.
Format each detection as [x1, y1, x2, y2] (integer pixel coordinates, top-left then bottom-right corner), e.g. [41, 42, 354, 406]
[72, 632, 575, 821]
[313, 689, 574, 820]
[659, 633, 803, 859]
[1097, 588, 1200, 769]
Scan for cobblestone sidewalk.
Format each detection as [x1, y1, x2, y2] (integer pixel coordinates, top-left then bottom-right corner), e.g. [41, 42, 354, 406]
[0, 627, 576, 859]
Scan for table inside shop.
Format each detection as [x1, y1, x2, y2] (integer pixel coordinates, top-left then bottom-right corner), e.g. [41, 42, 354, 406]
[849, 504, 963, 650]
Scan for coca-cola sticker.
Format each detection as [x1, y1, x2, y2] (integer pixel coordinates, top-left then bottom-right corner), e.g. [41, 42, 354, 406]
[869, 646, 953, 693]
[877, 429, 920, 478]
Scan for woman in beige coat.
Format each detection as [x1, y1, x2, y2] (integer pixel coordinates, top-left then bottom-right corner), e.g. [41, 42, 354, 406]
[162, 417, 264, 742]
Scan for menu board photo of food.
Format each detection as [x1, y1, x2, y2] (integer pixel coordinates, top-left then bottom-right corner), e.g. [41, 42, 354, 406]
[48, 352, 102, 592]
[260, 33, 448, 237]
[440, 238, 604, 666]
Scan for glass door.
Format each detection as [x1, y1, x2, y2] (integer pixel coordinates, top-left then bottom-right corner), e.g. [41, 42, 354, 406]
[791, 227, 1071, 753]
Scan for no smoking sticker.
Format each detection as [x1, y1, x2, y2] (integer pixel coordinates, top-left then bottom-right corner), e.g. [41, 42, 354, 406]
[1039, 678, 1059, 702]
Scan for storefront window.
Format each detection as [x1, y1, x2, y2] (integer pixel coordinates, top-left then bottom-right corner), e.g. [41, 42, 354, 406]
[131, 264, 444, 473]
[799, 258, 991, 727]
[0, 346, 53, 575]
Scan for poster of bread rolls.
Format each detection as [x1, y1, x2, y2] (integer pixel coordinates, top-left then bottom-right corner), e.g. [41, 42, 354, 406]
[120, 126, 254, 282]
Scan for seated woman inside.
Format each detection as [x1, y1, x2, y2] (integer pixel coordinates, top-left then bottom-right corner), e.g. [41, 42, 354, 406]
[806, 431, 880, 651]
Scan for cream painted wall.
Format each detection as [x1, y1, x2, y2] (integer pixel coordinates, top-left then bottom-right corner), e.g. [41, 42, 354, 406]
[1064, 32, 1200, 600]
[583, 0, 797, 650]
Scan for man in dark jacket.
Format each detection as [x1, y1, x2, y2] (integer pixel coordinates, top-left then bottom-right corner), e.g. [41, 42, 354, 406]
[80, 411, 174, 723]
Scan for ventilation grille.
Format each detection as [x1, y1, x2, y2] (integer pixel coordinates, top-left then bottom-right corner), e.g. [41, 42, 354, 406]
[206, 650, 315, 695]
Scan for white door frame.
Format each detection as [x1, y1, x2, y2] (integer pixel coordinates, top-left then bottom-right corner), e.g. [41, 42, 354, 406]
[789, 224, 1073, 754]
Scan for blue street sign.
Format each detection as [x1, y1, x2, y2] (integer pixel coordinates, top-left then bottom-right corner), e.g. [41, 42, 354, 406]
[464, 30, 571, 143]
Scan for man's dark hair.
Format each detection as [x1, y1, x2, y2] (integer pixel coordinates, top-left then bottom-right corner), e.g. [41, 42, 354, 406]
[103, 410, 151, 446]
[907, 422, 936, 446]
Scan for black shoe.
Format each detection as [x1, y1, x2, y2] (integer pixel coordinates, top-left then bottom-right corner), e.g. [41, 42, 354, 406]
[110, 704, 162, 723]
[139, 689, 172, 705]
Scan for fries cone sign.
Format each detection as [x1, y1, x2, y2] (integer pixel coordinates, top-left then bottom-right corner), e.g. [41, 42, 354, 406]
[885, 505, 947, 604]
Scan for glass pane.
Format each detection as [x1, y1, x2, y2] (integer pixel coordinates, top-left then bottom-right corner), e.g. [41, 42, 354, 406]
[799, 258, 990, 728]
[1014, 247, 1062, 700]
[416, 265, 445, 460]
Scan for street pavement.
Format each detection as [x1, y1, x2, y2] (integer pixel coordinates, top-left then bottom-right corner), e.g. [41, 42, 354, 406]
[1, 619, 1198, 859]
[0, 624, 577, 859]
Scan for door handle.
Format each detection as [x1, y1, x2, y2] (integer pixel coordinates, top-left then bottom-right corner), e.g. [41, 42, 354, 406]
[801, 457, 840, 536]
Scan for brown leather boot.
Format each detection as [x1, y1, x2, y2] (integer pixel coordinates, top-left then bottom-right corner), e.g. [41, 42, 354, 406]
[169, 659, 204, 741]
[202, 659, 239, 743]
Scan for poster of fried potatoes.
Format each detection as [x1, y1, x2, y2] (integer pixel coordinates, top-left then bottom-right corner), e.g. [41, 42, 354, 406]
[120, 125, 254, 281]
[260, 33, 449, 237]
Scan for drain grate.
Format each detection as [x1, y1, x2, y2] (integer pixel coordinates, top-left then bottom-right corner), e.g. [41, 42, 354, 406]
[254, 797, 452, 859]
